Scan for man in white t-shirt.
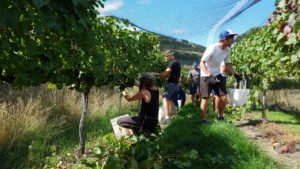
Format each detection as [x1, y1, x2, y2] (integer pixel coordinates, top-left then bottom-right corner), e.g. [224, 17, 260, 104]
[199, 30, 241, 123]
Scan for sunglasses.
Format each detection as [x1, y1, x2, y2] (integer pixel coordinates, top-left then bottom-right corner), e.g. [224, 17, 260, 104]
[226, 35, 235, 40]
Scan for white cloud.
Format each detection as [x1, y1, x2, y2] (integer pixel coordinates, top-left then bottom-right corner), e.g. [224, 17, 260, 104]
[172, 28, 187, 35]
[206, 0, 248, 46]
[98, 0, 123, 16]
[136, 0, 151, 5]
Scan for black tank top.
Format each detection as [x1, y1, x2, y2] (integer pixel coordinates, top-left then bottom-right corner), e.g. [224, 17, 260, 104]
[139, 89, 159, 119]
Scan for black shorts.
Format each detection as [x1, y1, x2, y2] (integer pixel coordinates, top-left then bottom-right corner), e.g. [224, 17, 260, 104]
[189, 83, 199, 95]
[117, 115, 142, 133]
[200, 76, 227, 98]
[117, 115, 158, 133]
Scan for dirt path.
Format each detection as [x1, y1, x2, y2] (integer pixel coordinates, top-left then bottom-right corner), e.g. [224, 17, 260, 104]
[235, 120, 300, 169]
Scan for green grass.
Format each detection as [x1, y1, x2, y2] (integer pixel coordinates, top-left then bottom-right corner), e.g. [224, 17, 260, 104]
[252, 110, 300, 135]
[3, 101, 287, 169]
[158, 104, 281, 169]
[45, 103, 282, 169]
[0, 104, 138, 169]
[61, 103, 281, 169]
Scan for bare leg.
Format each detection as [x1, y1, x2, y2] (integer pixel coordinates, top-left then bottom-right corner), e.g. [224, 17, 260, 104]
[215, 95, 227, 118]
[191, 94, 195, 105]
[215, 96, 221, 117]
[168, 100, 177, 117]
[200, 97, 210, 120]
[124, 128, 133, 136]
[162, 98, 170, 119]
[212, 96, 216, 112]
[196, 93, 201, 105]
[219, 95, 227, 117]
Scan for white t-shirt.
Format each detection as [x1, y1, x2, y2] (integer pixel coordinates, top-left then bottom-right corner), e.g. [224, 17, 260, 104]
[201, 43, 230, 77]
[188, 69, 200, 84]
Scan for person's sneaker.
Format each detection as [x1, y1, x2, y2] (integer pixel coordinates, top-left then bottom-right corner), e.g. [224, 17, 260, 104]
[217, 116, 225, 121]
[201, 119, 208, 124]
[160, 118, 171, 125]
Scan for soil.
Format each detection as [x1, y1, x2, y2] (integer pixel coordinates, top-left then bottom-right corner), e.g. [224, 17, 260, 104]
[235, 119, 300, 169]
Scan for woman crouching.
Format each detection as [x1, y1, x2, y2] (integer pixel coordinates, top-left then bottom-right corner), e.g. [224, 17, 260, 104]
[117, 72, 159, 135]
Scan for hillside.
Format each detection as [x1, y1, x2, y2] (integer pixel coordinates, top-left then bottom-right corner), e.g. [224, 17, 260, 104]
[159, 35, 205, 65]
[110, 16, 206, 65]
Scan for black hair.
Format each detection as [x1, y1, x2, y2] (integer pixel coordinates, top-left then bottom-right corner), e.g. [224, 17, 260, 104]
[139, 77, 154, 91]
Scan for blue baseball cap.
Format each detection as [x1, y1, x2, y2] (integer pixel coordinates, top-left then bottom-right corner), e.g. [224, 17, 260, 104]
[219, 30, 238, 40]
[192, 62, 198, 66]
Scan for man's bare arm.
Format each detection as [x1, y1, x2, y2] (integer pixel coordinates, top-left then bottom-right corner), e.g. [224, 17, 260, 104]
[156, 68, 171, 78]
[200, 60, 211, 76]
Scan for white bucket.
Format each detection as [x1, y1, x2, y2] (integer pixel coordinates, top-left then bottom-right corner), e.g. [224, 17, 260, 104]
[177, 100, 182, 108]
[110, 114, 132, 139]
[228, 88, 250, 106]
[158, 107, 164, 122]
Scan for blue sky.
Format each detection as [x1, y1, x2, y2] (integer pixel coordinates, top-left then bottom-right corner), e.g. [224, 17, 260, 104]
[99, 0, 276, 47]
